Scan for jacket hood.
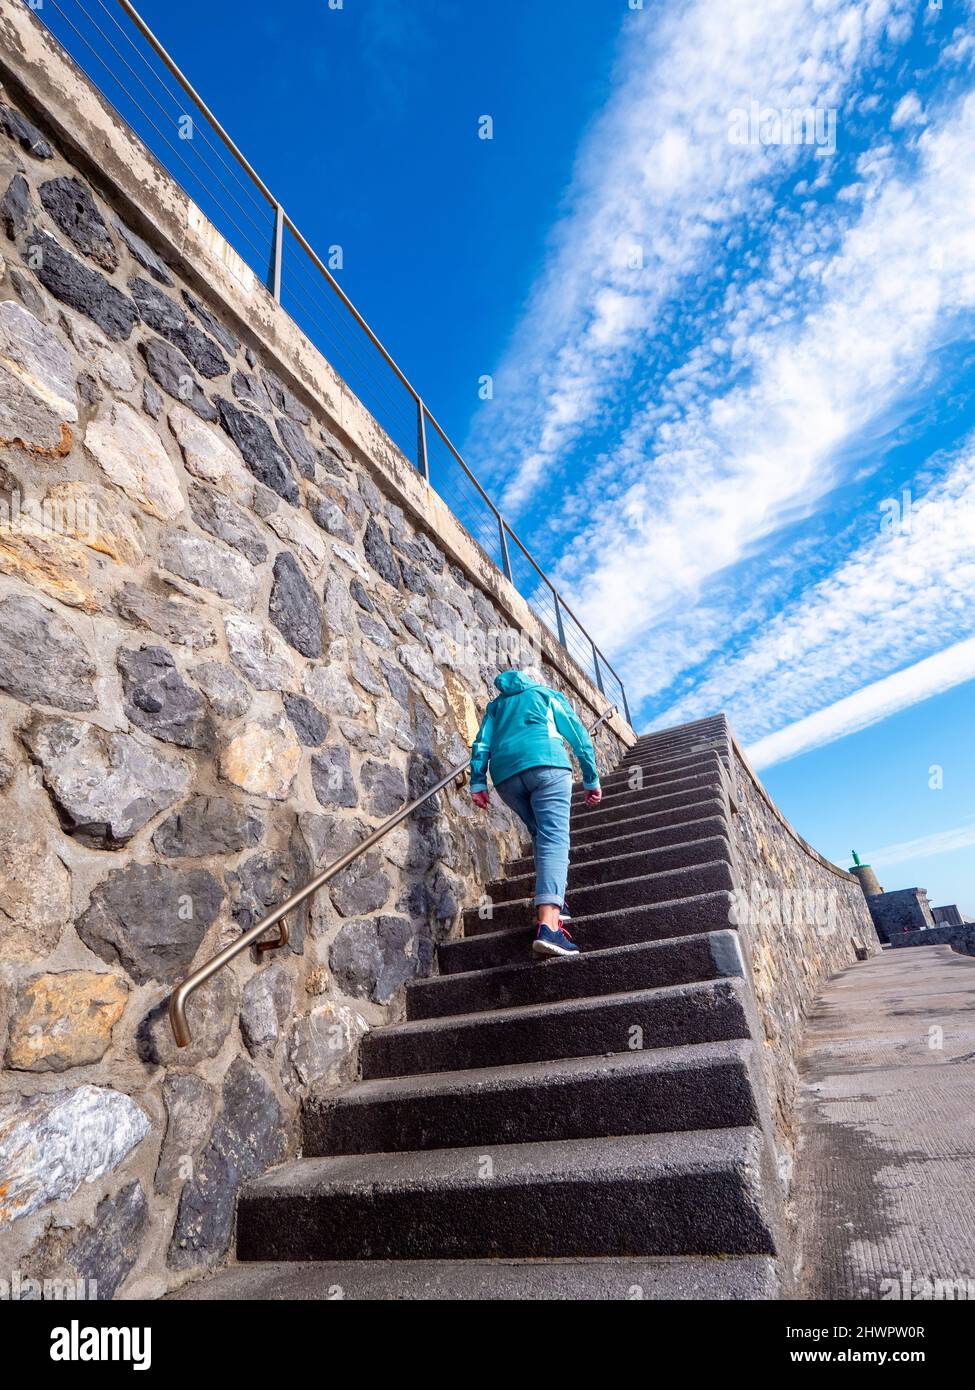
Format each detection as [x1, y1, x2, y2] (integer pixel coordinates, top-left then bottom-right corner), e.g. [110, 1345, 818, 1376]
[493, 670, 541, 697]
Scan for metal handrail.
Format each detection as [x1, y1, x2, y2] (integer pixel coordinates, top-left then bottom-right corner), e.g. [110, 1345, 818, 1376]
[168, 706, 617, 1046]
[27, 0, 630, 725]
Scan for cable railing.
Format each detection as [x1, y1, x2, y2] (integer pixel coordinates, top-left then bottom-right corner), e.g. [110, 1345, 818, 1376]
[169, 706, 618, 1047]
[23, 0, 630, 723]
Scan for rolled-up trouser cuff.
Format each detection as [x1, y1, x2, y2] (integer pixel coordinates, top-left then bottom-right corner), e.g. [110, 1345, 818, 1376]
[534, 894, 563, 908]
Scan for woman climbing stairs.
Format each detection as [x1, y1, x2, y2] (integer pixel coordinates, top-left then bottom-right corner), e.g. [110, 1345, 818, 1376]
[176, 716, 787, 1300]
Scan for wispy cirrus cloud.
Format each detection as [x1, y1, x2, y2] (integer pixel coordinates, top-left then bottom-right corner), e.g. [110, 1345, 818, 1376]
[562, 84, 975, 669]
[663, 433, 975, 760]
[467, 0, 915, 515]
[474, 2, 975, 774]
[470, 0, 975, 782]
[747, 633, 975, 769]
[866, 820, 975, 869]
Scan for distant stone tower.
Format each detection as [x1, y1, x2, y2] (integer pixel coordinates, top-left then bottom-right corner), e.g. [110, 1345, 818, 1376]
[849, 853, 939, 945]
[849, 850, 883, 899]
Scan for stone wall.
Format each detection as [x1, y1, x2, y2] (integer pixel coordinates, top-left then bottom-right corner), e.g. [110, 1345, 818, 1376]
[722, 730, 878, 1182]
[0, 68, 631, 1301]
[864, 886, 935, 944]
[932, 904, 966, 927]
[889, 924, 975, 956]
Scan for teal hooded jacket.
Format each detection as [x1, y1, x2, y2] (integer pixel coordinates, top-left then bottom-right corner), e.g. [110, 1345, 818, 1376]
[469, 670, 601, 792]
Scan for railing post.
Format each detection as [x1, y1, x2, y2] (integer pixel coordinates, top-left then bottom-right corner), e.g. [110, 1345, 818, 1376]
[592, 642, 605, 695]
[553, 590, 567, 648]
[497, 514, 513, 582]
[271, 202, 284, 302]
[416, 398, 429, 481]
[621, 685, 632, 727]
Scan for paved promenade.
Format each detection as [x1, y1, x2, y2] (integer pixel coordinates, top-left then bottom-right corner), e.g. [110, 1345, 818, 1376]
[795, 946, 975, 1300]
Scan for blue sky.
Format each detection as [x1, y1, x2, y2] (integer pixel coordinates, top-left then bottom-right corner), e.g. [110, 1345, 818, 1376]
[42, 0, 975, 915]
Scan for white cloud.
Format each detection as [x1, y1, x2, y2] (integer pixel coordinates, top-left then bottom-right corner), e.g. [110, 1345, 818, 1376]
[866, 821, 975, 868]
[890, 91, 924, 127]
[466, 0, 914, 513]
[939, 27, 975, 67]
[466, 0, 975, 774]
[746, 634, 975, 768]
[655, 439, 975, 747]
[558, 88, 975, 668]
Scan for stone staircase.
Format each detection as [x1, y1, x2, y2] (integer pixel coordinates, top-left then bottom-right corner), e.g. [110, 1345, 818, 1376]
[175, 716, 787, 1301]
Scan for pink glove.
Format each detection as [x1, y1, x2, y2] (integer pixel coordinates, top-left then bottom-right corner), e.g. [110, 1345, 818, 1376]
[585, 788, 602, 807]
[471, 790, 490, 809]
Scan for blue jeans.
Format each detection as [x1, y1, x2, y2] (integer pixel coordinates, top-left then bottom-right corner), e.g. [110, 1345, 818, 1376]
[494, 765, 572, 909]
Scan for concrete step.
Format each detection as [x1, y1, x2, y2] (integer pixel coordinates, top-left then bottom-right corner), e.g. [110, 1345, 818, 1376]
[615, 740, 729, 772]
[505, 814, 728, 877]
[572, 750, 722, 798]
[607, 743, 724, 770]
[169, 1254, 781, 1300]
[463, 856, 735, 935]
[621, 730, 728, 763]
[618, 746, 727, 773]
[568, 796, 730, 852]
[626, 715, 728, 747]
[303, 1039, 761, 1155]
[568, 774, 726, 830]
[438, 890, 736, 974]
[236, 1126, 777, 1261]
[408, 930, 745, 1020]
[574, 771, 729, 817]
[360, 977, 752, 1079]
[488, 834, 732, 907]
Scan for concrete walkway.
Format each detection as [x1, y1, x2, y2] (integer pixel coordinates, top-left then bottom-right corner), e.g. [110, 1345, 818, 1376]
[795, 946, 975, 1299]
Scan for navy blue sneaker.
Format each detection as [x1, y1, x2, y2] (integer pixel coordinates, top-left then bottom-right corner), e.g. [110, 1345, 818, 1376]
[532, 922, 580, 958]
